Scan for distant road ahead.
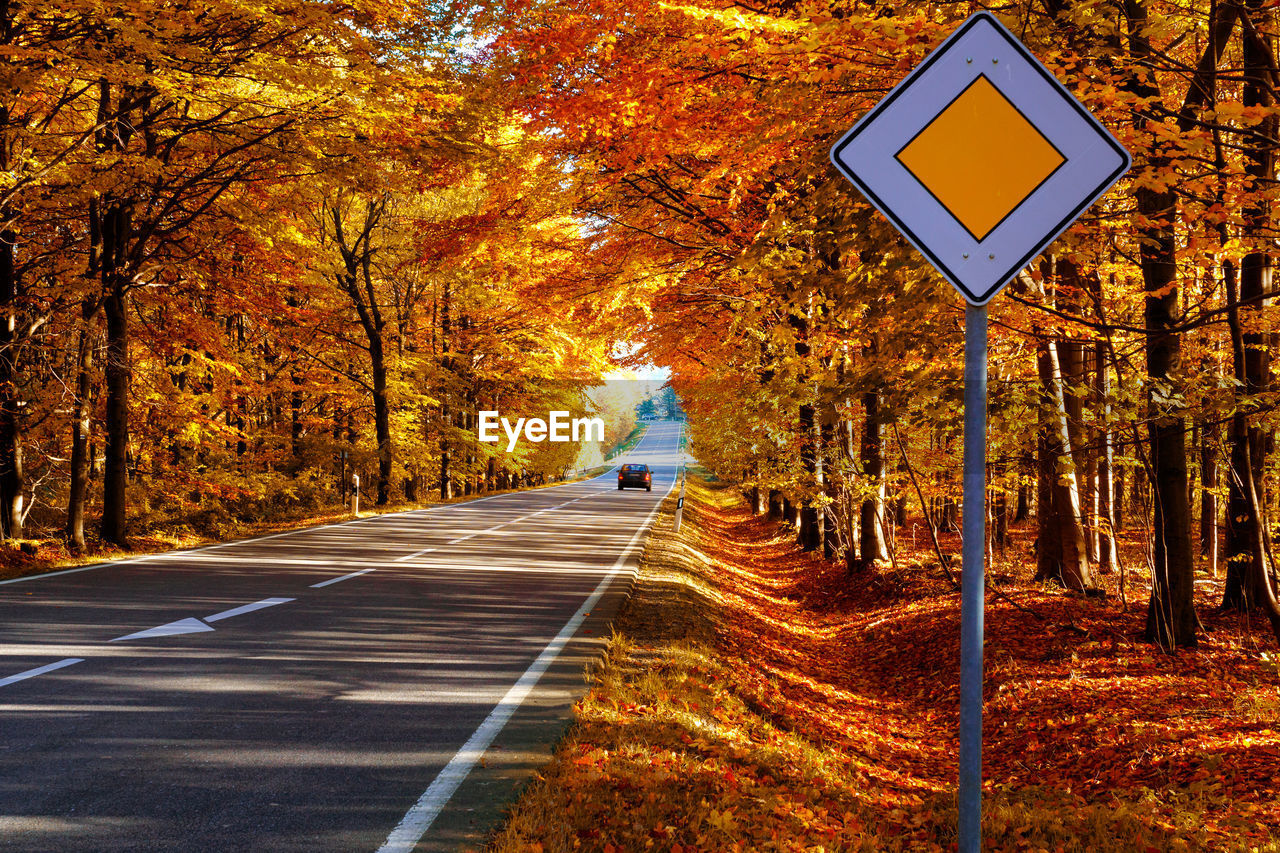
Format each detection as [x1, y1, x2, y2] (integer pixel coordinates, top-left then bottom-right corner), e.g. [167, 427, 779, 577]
[0, 422, 683, 852]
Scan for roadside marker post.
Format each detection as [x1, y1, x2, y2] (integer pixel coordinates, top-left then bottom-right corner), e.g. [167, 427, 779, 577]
[674, 424, 687, 533]
[827, 12, 1130, 850]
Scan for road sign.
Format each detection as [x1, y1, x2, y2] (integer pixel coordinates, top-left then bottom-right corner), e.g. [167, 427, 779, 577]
[827, 12, 1131, 853]
[829, 11, 1130, 305]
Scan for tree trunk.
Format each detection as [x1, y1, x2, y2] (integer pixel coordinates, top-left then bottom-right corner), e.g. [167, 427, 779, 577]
[290, 380, 303, 463]
[0, 220, 22, 540]
[1035, 340, 1092, 589]
[101, 279, 129, 546]
[462, 406, 475, 497]
[822, 417, 839, 559]
[1114, 465, 1126, 531]
[859, 389, 888, 563]
[1083, 365, 1100, 562]
[337, 434, 347, 505]
[798, 402, 820, 551]
[1238, 424, 1280, 645]
[1060, 330, 1095, 561]
[93, 78, 137, 549]
[1142, 302, 1197, 645]
[1097, 337, 1116, 573]
[1224, 0, 1274, 610]
[328, 199, 396, 504]
[1200, 421, 1218, 576]
[439, 401, 452, 501]
[439, 277, 453, 501]
[1124, 0, 1200, 648]
[371, 334, 392, 505]
[67, 311, 96, 553]
[1035, 383, 1060, 582]
[844, 417, 860, 571]
[1015, 448, 1033, 522]
[992, 446, 1008, 552]
[1225, 260, 1270, 609]
[0, 95, 24, 540]
[1137, 205, 1197, 647]
[993, 478, 1008, 552]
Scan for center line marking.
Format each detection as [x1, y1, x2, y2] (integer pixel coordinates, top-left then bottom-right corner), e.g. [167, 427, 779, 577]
[310, 569, 376, 587]
[397, 493, 611, 560]
[395, 547, 437, 563]
[0, 658, 85, 688]
[204, 597, 294, 623]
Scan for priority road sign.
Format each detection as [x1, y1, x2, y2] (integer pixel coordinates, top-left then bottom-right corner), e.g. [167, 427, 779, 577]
[827, 12, 1131, 853]
[829, 11, 1131, 305]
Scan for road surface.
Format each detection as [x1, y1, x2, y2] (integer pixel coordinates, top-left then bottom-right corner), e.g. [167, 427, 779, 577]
[0, 422, 684, 852]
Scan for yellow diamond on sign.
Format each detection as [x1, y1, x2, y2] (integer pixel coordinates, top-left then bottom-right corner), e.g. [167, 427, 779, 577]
[896, 76, 1064, 242]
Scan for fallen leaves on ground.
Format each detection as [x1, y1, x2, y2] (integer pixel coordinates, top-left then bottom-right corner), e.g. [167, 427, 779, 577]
[487, 478, 1279, 852]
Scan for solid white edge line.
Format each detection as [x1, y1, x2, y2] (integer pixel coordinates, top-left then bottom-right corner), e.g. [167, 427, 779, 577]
[204, 597, 295, 623]
[310, 568, 377, 587]
[0, 657, 85, 688]
[377, 426, 681, 853]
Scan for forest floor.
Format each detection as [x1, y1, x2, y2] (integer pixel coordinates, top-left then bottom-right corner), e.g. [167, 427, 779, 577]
[487, 476, 1280, 852]
[0, 467, 614, 584]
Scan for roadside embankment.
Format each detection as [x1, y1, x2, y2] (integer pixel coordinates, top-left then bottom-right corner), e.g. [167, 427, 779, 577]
[487, 475, 1279, 852]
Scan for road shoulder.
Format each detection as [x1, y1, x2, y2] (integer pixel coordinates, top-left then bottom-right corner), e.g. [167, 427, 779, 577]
[483, 475, 1279, 852]
[407, 482, 682, 852]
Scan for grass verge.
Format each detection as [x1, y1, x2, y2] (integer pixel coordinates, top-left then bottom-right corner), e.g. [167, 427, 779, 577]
[486, 476, 1279, 852]
[605, 423, 647, 461]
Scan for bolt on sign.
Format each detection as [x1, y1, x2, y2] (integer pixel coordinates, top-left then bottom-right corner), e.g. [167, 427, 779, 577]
[828, 11, 1131, 305]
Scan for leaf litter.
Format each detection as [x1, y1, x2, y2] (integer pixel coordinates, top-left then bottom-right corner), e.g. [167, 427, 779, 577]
[487, 478, 1279, 852]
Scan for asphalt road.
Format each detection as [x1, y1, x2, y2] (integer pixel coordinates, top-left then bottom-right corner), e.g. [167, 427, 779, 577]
[0, 422, 684, 852]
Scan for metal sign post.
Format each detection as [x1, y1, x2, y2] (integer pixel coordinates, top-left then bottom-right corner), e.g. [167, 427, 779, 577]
[958, 303, 987, 849]
[826, 12, 1131, 851]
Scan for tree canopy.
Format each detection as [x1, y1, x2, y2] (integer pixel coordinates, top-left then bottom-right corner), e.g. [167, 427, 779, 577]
[2, 0, 1279, 649]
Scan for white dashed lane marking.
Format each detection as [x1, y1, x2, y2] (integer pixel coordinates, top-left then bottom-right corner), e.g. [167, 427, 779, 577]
[0, 658, 85, 688]
[205, 597, 294, 623]
[310, 569, 376, 588]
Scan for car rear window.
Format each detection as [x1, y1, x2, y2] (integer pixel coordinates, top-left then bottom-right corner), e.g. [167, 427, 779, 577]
[624, 464, 646, 471]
